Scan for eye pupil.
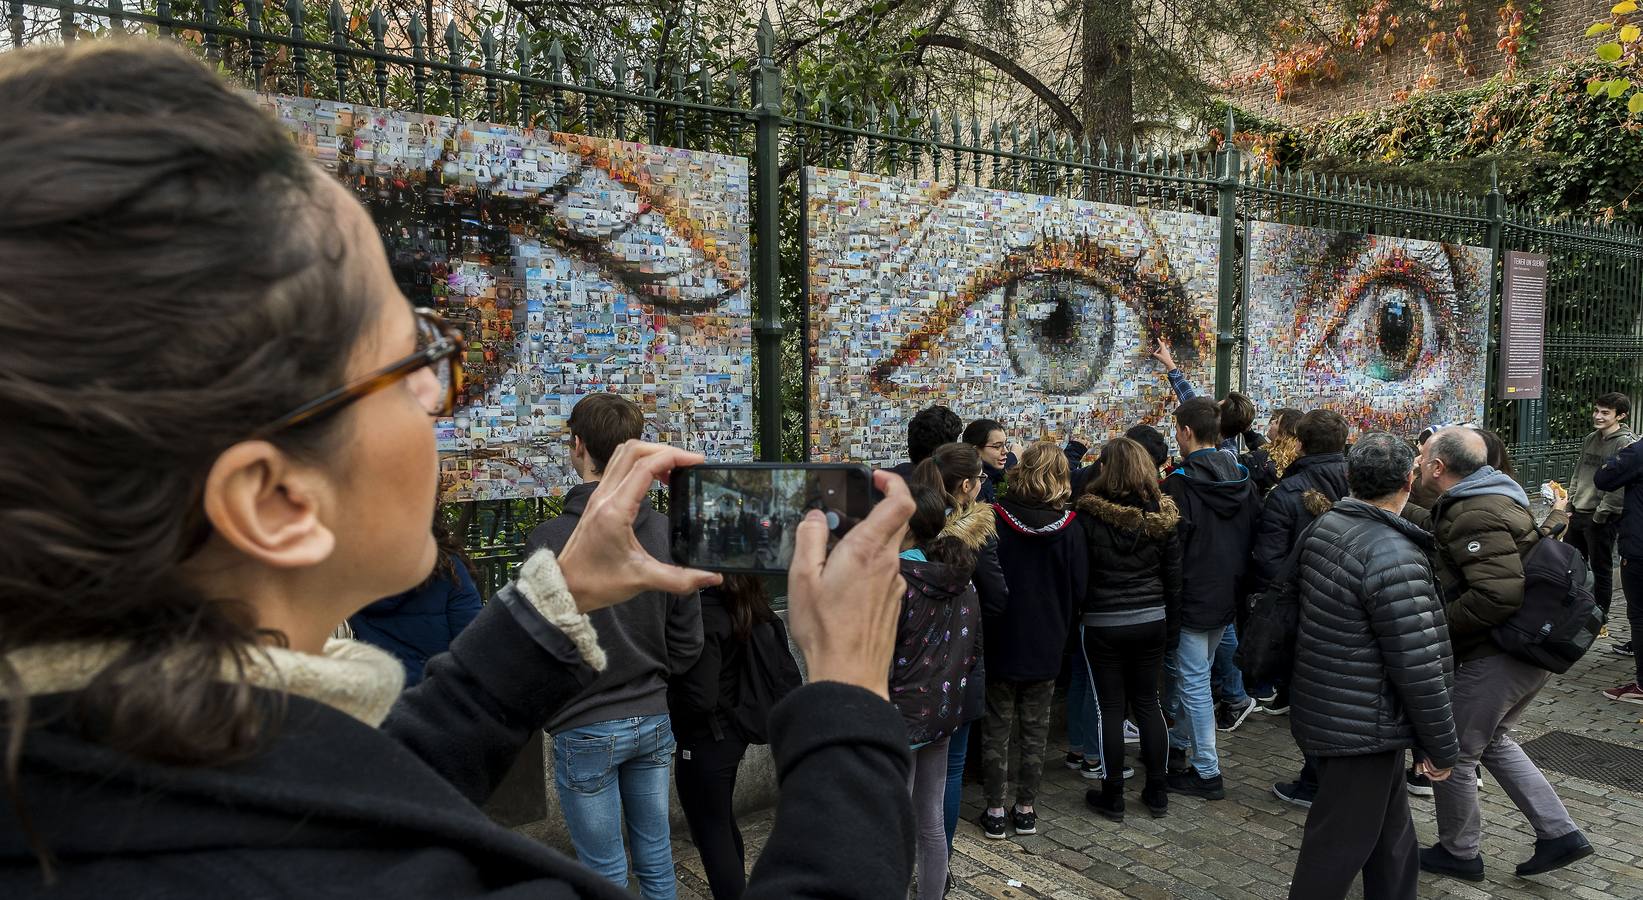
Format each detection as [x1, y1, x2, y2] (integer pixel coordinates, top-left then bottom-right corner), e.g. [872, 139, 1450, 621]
[1367, 284, 1424, 381]
[1038, 290, 1079, 345]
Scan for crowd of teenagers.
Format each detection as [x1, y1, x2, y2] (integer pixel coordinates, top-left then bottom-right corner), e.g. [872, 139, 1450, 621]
[0, 38, 1632, 900]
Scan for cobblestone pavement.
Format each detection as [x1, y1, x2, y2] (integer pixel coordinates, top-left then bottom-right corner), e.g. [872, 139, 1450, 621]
[673, 615, 1643, 899]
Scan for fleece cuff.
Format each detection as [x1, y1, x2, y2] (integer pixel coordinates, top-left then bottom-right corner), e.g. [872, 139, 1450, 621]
[513, 550, 607, 673]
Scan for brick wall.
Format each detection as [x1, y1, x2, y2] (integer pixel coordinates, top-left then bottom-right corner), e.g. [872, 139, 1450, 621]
[1224, 0, 1600, 125]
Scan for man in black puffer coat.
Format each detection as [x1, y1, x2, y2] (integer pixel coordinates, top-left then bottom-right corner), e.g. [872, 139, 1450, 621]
[1287, 433, 1459, 900]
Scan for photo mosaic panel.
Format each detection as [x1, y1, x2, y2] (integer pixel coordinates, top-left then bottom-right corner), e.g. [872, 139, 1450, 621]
[1246, 222, 1489, 435]
[267, 97, 753, 500]
[805, 167, 1219, 465]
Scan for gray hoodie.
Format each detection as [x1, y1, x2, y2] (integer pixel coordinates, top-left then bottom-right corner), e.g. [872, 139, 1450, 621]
[1569, 425, 1636, 520]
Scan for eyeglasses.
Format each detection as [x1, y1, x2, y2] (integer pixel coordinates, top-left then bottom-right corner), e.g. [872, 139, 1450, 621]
[256, 307, 464, 436]
[984, 441, 1008, 451]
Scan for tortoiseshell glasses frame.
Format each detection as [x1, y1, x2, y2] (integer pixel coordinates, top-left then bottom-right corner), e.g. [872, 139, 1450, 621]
[256, 307, 465, 436]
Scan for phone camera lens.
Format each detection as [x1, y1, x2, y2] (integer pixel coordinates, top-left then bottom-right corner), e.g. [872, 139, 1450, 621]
[825, 510, 841, 531]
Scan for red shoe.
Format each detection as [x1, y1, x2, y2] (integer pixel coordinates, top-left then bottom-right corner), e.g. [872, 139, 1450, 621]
[1601, 682, 1643, 704]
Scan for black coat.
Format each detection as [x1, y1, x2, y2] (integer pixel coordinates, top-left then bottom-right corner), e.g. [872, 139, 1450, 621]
[1, 585, 914, 899]
[1162, 450, 1262, 631]
[1248, 452, 1350, 593]
[1076, 494, 1183, 645]
[987, 499, 1089, 681]
[1595, 439, 1643, 560]
[1289, 499, 1459, 767]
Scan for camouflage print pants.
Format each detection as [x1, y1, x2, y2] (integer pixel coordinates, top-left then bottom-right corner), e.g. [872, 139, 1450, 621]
[981, 678, 1057, 809]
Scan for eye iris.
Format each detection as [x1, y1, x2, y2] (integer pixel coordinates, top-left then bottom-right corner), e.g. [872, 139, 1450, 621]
[1003, 272, 1116, 396]
[1365, 282, 1424, 381]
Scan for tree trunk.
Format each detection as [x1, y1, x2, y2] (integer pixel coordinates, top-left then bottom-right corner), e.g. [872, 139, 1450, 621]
[1080, 0, 1133, 148]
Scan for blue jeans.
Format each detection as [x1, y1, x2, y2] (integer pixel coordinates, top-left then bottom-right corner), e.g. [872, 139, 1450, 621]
[1213, 622, 1250, 705]
[552, 714, 677, 900]
[1166, 627, 1224, 778]
[1066, 632, 1102, 760]
[942, 721, 970, 852]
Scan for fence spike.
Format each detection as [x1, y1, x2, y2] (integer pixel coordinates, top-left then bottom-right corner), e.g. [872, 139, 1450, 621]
[516, 27, 533, 74]
[756, 10, 775, 60]
[1097, 137, 1108, 163]
[328, 0, 345, 35]
[722, 69, 739, 107]
[929, 108, 942, 140]
[613, 50, 627, 92]
[547, 38, 564, 79]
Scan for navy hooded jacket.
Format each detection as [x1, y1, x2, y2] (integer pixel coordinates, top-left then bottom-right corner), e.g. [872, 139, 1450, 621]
[1163, 449, 1262, 630]
[350, 563, 484, 687]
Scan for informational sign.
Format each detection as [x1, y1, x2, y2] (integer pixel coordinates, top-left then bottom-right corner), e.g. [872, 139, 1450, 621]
[1500, 250, 1548, 400]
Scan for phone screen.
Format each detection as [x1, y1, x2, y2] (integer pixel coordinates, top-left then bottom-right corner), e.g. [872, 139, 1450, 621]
[671, 464, 873, 573]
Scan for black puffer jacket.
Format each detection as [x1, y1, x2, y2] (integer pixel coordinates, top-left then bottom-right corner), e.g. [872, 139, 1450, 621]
[1249, 452, 1350, 593]
[988, 499, 1089, 681]
[1076, 494, 1183, 644]
[1290, 499, 1459, 767]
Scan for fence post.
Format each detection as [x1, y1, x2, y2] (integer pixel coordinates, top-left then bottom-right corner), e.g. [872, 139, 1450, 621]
[1215, 110, 1240, 398]
[752, 13, 784, 461]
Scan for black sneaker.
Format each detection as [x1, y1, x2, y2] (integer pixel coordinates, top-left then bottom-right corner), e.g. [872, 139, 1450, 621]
[977, 809, 1007, 840]
[1406, 767, 1434, 797]
[1272, 780, 1315, 809]
[1516, 830, 1593, 877]
[1253, 685, 1279, 703]
[1167, 746, 1190, 774]
[1419, 843, 1484, 882]
[1010, 807, 1037, 835]
[1215, 698, 1258, 733]
[1259, 686, 1290, 716]
[1063, 751, 1083, 771]
[1610, 640, 1634, 656]
[1165, 767, 1226, 800]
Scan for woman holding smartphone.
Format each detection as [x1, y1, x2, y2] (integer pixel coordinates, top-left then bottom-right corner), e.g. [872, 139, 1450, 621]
[0, 40, 917, 900]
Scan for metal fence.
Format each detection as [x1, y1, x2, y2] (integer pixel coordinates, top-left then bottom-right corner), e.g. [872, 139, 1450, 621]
[9, 1, 1642, 590]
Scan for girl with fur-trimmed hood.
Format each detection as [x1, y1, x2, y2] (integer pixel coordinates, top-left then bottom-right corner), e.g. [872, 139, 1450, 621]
[1076, 436, 1183, 823]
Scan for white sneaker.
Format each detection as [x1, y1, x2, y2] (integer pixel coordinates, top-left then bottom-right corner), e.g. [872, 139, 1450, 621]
[1124, 720, 1141, 744]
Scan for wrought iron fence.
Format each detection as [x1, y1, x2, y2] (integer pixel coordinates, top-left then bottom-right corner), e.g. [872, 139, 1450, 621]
[8, 0, 1642, 590]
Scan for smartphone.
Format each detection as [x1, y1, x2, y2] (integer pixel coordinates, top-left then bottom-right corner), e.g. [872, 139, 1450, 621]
[669, 463, 875, 574]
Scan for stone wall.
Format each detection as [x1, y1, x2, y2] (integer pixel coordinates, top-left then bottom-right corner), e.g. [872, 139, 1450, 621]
[1223, 0, 1599, 125]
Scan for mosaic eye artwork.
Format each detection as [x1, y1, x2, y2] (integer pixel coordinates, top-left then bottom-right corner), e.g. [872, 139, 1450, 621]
[1245, 222, 1489, 435]
[266, 97, 754, 500]
[805, 167, 1219, 465]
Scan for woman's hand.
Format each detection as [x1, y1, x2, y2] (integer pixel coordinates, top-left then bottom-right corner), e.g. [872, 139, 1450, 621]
[557, 440, 722, 613]
[786, 469, 915, 700]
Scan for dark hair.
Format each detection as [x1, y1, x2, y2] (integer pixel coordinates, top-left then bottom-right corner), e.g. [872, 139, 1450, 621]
[1295, 409, 1349, 456]
[907, 405, 963, 465]
[1271, 408, 1304, 438]
[1174, 397, 1221, 448]
[0, 40, 377, 866]
[905, 482, 977, 574]
[1478, 428, 1516, 480]
[431, 517, 477, 587]
[1428, 428, 1488, 479]
[1219, 392, 1256, 440]
[1597, 391, 1632, 419]
[720, 574, 775, 643]
[1089, 437, 1164, 509]
[961, 418, 1005, 449]
[911, 442, 983, 509]
[1123, 424, 1170, 469]
[1347, 433, 1416, 502]
[569, 393, 644, 473]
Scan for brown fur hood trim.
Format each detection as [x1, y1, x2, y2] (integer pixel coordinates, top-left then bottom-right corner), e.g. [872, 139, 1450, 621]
[1075, 494, 1180, 538]
[940, 500, 997, 549]
[1302, 490, 1334, 517]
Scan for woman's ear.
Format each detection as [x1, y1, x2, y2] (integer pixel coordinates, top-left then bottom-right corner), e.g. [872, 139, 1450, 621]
[201, 441, 337, 569]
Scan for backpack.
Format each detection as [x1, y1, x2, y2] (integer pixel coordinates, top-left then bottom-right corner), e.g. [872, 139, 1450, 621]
[1491, 534, 1605, 674]
[723, 617, 803, 745]
[1236, 517, 1326, 687]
